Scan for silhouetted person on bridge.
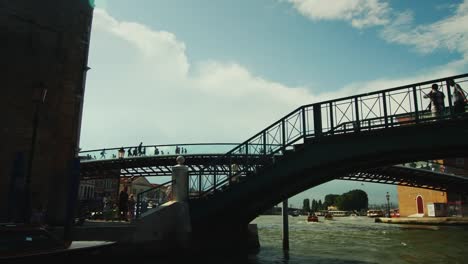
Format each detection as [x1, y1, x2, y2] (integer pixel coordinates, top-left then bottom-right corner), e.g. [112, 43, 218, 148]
[154, 147, 159, 155]
[100, 149, 106, 159]
[127, 148, 132, 157]
[449, 79, 467, 115]
[424, 83, 445, 118]
[138, 142, 143, 155]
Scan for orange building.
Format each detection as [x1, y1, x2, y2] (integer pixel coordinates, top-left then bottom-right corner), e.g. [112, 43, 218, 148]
[397, 186, 447, 217]
[397, 158, 467, 217]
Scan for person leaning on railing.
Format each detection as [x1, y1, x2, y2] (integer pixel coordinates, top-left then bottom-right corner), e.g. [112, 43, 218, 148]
[449, 79, 467, 115]
[423, 83, 445, 118]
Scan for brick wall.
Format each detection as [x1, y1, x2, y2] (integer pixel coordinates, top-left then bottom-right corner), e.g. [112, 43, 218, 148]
[0, 0, 93, 224]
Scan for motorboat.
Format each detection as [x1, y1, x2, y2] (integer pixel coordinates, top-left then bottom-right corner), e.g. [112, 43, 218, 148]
[324, 213, 333, 220]
[367, 209, 384, 217]
[307, 214, 319, 222]
[290, 210, 300, 217]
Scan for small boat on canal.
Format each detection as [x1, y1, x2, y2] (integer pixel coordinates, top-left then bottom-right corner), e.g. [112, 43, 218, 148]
[307, 213, 319, 222]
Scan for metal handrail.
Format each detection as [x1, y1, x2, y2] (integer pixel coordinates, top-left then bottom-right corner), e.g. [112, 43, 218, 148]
[78, 142, 282, 161]
[192, 73, 468, 197]
[135, 179, 174, 219]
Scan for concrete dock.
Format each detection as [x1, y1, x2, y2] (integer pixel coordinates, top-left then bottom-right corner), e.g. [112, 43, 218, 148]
[375, 217, 468, 225]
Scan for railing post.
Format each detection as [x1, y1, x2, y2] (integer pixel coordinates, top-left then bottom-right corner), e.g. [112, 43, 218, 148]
[262, 131, 267, 155]
[313, 104, 322, 137]
[213, 166, 217, 193]
[329, 102, 334, 135]
[281, 119, 286, 149]
[412, 86, 419, 122]
[354, 97, 360, 132]
[445, 79, 454, 116]
[198, 171, 202, 198]
[244, 143, 249, 177]
[301, 107, 307, 138]
[382, 92, 388, 128]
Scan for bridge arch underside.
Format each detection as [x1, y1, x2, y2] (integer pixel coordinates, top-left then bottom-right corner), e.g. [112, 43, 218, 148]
[189, 118, 468, 233]
[341, 165, 468, 193]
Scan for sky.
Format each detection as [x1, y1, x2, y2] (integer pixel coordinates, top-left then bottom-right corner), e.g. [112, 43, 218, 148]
[80, 0, 468, 207]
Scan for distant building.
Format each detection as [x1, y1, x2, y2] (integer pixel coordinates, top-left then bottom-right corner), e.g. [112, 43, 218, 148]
[395, 115, 468, 217]
[94, 178, 119, 202]
[78, 180, 96, 201]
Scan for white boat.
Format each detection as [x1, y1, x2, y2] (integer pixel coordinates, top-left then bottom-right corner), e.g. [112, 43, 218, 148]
[367, 209, 384, 217]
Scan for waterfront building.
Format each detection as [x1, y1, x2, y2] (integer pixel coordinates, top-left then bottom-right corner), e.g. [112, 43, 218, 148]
[78, 180, 96, 201]
[397, 157, 468, 217]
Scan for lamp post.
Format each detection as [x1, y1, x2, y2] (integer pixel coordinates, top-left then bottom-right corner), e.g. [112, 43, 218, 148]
[24, 84, 47, 223]
[386, 192, 390, 218]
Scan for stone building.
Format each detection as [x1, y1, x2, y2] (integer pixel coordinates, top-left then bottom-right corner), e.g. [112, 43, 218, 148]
[0, 1, 94, 225]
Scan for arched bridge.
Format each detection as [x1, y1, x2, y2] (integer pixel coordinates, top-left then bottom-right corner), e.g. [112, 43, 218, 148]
[80, 73, 468, 247]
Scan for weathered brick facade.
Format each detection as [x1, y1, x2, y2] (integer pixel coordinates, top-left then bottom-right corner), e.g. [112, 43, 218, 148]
[0, 0, 93, 225]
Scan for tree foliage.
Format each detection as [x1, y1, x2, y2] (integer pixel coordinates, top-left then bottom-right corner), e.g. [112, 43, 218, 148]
[335, 189, 368, 211]
[302, 198, 311, 212]
[324, 194, 340, 208]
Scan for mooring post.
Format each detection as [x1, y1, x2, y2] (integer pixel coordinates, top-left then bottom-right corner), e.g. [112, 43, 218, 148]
[282, 199, 289, 250]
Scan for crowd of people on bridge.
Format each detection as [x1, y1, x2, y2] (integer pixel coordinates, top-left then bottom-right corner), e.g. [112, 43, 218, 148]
[82, 143, 190, 160]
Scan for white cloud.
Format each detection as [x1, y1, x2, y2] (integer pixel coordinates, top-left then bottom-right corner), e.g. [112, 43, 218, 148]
[381, 1, 468, 60]
[287, 0, 468, 62]
[81, 9, 315, 149]
[92, 9, 189, 81]
[81, 9, 466, 151]
[287, 0, 390, 28]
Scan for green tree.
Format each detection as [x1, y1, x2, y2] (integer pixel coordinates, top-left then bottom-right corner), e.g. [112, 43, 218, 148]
[323, 194, 340, 209]
[302, 198, 311, 212]
[311, 199, 317, 212]
[318, 199, 323, 210]
[336, 189, 368, 211]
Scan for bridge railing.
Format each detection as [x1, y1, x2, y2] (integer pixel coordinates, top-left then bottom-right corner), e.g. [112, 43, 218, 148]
[78, 143, 240, 161]
[189, 73, 468, 197]
[135, 180, 173, 219]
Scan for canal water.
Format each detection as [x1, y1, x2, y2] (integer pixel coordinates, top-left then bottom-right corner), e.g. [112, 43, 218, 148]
[245, 215, 468, 264]
[125, 215, 467, 264]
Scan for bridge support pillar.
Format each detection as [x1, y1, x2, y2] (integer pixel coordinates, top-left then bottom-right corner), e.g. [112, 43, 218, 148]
[282, 199, 289, 251]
